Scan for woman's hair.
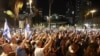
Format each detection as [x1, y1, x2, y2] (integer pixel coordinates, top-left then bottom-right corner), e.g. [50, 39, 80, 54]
[68, 43, 79, 54]
[84, 43, 99, 56]
[17, 40, 22, 45]
[8, 52, 16, 56]
[0, 46, 3, 55]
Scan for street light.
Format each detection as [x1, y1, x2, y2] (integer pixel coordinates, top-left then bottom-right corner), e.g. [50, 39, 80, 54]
[90, 10, 96, 14]
[84, 12, 90, 23]
[90, 9, 96, 24]
[4, 10, 15, 18]
[29, 0, 32, 14]
[48, 0, 53, 29]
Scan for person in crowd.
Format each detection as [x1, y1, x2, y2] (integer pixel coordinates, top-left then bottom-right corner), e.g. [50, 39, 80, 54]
[84, 43, 99, 56]
[16, 38, 27, 56]
[48, 40, 57, 56]
[60, 37, 67, 56]
[0, 27, 100, 56]
[0, 43, 13, 56]
[55, 32, 63, 56]
[97, 38, 100, 56]
[34, 33, 53, 56]
[0, 45, 3, 55]
[0, 38, 4, 55]
[10, 36, 17, 52]
[66, 43, 79, 56]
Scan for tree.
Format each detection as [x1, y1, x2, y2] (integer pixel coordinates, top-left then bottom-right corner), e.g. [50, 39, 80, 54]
[13, 0, 23, 27]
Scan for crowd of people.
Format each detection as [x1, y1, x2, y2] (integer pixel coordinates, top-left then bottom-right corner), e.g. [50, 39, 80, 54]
[0, 28, 100, 56]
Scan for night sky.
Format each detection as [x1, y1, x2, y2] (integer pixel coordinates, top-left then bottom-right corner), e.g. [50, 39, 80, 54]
[37, 0, 67, 15]
[36, 0, 100, 15]
[90, 0, 100, 16]
[0, 0, 100, 16]
[0, 0, 100, 26]
[92, 0, 100, 7]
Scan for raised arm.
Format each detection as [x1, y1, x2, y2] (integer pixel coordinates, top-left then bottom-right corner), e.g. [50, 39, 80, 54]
[43, 34, 53, 52]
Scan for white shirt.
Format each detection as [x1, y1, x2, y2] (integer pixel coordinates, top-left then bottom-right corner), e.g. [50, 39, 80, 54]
[0, 52, 8, 56]
[34, 47, 44, 56]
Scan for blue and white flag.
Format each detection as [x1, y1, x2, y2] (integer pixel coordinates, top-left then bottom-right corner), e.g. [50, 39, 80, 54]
[3, 19, 11, 42]
[25, 23, 31, 39]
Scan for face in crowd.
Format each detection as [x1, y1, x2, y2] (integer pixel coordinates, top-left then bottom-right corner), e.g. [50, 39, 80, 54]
[3, 43, 13, 54]
[0, 38, 3, 45]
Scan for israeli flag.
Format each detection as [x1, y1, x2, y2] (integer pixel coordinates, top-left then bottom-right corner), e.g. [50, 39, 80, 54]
[25, 23, 31, 39]
[3, 19, 11, 42]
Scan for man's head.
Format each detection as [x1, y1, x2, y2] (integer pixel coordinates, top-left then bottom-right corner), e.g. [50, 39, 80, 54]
[3, 43, 12, 54]
[0, 38, 3, 45]
[36, 40, 43, 47]
[11, 37, 17, 44]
